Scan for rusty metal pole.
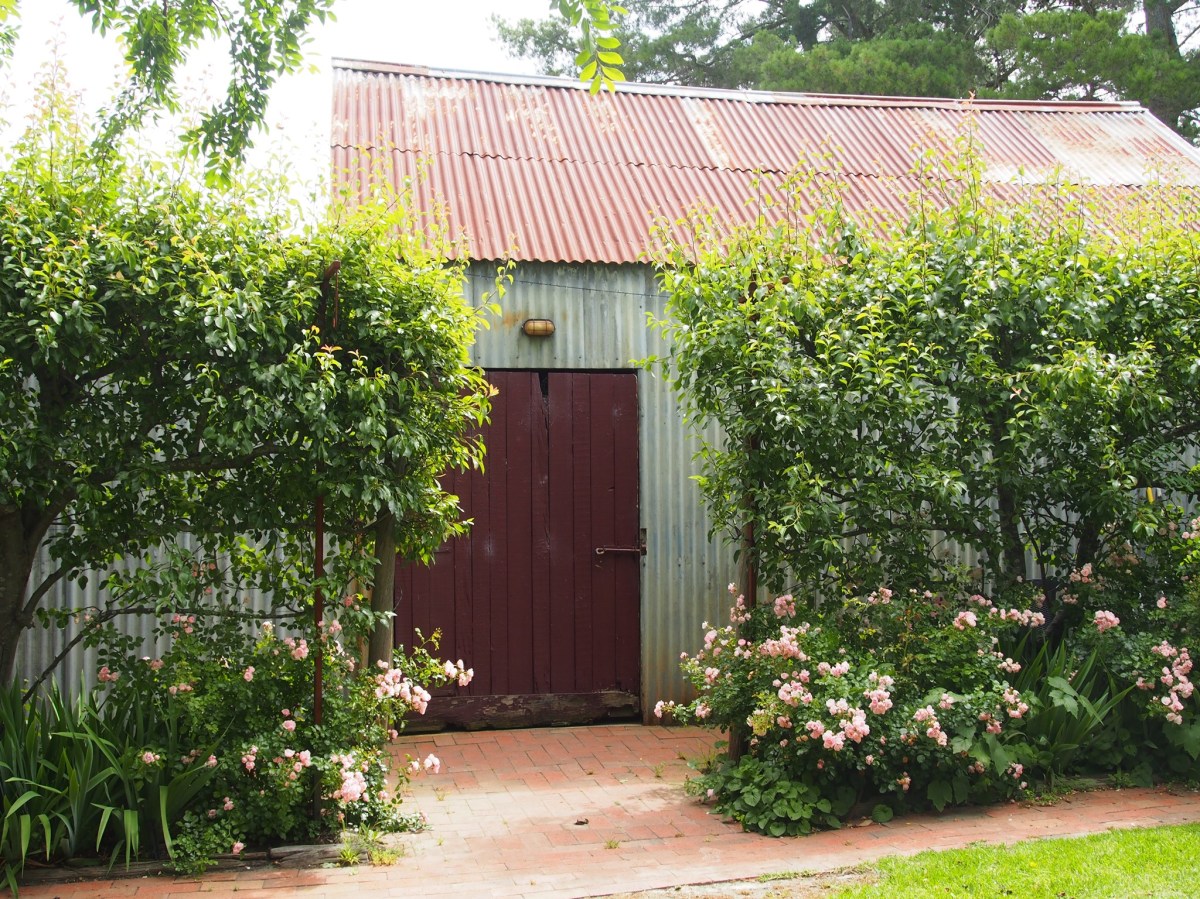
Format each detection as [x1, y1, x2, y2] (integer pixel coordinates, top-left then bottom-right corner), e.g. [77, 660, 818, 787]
[729, 278, 762, 762]
[313, 494, 325, 726]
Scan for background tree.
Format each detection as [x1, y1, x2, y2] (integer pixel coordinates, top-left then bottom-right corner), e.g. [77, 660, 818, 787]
[497, 1, 1200, 140]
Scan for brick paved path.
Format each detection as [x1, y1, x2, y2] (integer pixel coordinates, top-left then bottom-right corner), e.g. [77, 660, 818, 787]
[18, 725, 1200, 898]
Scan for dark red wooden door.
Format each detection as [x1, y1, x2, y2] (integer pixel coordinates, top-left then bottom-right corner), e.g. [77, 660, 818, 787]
[395, 371, 641, 724]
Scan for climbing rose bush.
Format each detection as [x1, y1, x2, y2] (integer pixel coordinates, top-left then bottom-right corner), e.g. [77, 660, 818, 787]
[659, 583, 1057, 834]
[663, 513, 1200, 835]
[89, 575, 472, 872]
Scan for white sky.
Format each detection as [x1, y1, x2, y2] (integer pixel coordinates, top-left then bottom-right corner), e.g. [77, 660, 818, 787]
[1, 0, 555, 183]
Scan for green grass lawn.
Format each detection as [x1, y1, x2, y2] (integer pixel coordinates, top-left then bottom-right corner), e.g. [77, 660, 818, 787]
[831, 823, 1200, 898]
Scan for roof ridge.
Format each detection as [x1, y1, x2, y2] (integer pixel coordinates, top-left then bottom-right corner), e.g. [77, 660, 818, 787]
[331, 58, 1145, 114]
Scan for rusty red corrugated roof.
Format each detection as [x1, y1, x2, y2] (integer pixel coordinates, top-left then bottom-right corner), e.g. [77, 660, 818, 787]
[330, 60, 1200, 264]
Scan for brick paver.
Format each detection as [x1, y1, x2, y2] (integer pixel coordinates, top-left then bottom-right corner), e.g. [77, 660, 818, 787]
[16, 724, 1200, 898]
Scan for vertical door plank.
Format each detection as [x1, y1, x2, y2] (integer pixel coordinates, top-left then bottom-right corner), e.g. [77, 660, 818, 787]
[589, 373, 618, 690]
[547, 373, 577, 692]
[611, 373, 641, 693]
[503, 372, 536, 694]
[530, 375, 553, 693]
[485, 372, 513, 694]
[570, 373, 594, 691]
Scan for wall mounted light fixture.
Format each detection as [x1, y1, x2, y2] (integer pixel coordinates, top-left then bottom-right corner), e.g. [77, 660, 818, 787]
[522, 318, 556, 337]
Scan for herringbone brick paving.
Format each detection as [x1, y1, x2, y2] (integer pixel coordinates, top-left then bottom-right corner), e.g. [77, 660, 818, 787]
[16, 724, 1200, 898]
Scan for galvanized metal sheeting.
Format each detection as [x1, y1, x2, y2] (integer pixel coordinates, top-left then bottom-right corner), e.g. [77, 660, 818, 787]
[464, 262, 732, 709]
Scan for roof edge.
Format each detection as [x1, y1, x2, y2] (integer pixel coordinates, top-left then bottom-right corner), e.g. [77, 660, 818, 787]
[331, 57, 1147, 114]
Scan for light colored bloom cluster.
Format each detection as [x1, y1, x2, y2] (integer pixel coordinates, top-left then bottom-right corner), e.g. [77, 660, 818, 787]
[863, 672, 895, 715]
[1002, 687, 1029, 718]
[171, 614, 197, 635]
[406, 753, 441, 775]
[938, 693, 956, 710]
[989, 607, 1046, 627]
[284, 637, 309, 661]
[142, 656, 164, 671]
[1069, 563, 1094, 584]
[816, 660, 850, 678]
[759, 626, 810, 660]
[241, 745, 259, 772]
[272, 748, 315, 782]
[97, 665, 119, 683]
[729, 591, 750, 624]
[443, 659, 474, 687]
[140, 751, 160, 765]
[996, 655, 1022, 674]
[865, 587, 893, 605]
[777, 680, 813, 707]
[1152, 642, 1193, 724]
[978, 711, 1002, 734]
[773, 594, 796, 618]
[373, 663, 432, 714]
[912, 706, 948, 746]
[330, 753, 369, 803]
[1182, 516, 1200, 541]
[167, 682, 194, 696]
[953, 610, 978, 630]
[840, 709, 870, 743]
[703, 666, 721, 685]
[1093, 610, 1121, 633]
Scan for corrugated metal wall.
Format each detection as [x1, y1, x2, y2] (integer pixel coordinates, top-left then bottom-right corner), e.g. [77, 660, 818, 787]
[464, 261, 733, 713]
[14, 533, 288, 697]
[19, 258, 1199, 713]
[16, 262, 735, 711]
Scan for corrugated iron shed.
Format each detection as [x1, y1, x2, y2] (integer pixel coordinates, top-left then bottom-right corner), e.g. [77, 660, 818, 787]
[331, 60, 1200, 264]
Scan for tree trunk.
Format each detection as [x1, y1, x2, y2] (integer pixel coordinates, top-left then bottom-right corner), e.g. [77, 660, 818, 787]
[367, 509, 396, 668]
[1142, 0, 1187, 129]
[1144, 1, 1182, 55]
[0, 508, 40, 685]
[989, 402, 1027, 588]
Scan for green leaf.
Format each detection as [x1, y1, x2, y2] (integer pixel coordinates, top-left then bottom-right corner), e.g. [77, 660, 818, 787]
[927, 779, 953, 812]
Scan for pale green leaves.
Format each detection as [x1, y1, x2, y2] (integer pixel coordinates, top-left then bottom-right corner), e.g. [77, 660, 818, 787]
[557, 0, 627, 93]
[61, 0, 335, 183]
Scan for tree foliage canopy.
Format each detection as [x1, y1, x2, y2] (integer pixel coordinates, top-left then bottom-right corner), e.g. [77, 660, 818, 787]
[497, 1, 1200, 140]
[650, 132, 1200, 601]
[1, 0, 336, 179]
[0, 88, 492, 682]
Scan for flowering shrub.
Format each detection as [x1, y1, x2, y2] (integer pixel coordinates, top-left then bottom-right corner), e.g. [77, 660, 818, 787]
[659, 584, 1049, 834]
[82, 552, 474, 873]
[666, 509, 1200, 835]
[1035, 510, 1200, 777]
